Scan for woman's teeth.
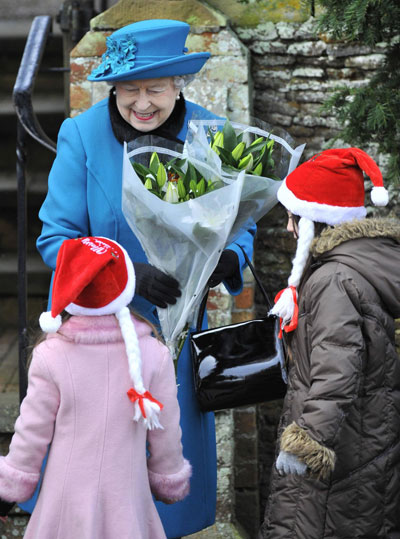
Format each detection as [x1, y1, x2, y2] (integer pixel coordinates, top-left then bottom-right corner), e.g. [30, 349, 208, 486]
[134, 111, 155, 119]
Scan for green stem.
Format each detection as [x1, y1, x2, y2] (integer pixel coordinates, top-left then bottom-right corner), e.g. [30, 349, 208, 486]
[173, 324, 189, 374]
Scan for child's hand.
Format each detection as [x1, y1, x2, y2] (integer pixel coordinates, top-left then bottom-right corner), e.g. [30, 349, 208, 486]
[276, 450, 307, 475]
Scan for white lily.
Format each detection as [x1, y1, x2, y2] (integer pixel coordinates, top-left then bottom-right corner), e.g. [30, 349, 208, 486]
[164, 182, 179, 203]
[182, 199, 235, 230]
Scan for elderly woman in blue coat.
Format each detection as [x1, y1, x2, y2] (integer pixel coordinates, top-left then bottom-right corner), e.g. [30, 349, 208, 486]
[33, 19, 255, 538]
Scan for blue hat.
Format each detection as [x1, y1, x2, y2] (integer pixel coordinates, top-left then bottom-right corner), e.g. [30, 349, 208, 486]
[88, 19, 210, 82]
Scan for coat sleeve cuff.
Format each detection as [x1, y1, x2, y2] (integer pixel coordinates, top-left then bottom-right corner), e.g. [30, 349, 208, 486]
[148, 459, 192, 503]
[280, 422, 336, 480]
[0, 457, 40, 502]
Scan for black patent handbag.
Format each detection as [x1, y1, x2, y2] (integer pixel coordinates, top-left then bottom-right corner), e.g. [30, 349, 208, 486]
[190, 247, 288, 412]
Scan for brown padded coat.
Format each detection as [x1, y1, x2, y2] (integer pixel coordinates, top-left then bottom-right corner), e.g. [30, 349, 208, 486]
[260, 218, 400, 539]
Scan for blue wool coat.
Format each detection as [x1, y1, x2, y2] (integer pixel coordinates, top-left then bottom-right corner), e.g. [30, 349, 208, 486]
[33, 97, 255, 537]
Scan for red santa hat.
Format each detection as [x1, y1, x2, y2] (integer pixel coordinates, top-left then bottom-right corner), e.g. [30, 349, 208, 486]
[270, 148, 388, 336]
[39, 237, 163, 430]
[277, 147, 388, 225]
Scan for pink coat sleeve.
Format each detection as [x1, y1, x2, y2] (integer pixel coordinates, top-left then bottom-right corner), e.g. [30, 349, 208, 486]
[0, 347, 60, 502]
[146, 344, 191, 503]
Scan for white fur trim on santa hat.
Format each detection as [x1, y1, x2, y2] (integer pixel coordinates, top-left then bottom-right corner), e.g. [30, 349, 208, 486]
[65, 242, 136, 317]
[371, 186, 389, 207]
[277, 179, 366, 226]
[39, 311, 62, 333]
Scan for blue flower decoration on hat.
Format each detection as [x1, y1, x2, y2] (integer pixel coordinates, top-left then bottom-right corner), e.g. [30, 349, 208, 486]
[91, 34, 137, 79]
[87, 20, 210, 82]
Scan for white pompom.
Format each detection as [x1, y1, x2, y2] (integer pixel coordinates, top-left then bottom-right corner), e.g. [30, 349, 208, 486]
[39, 311, 62, 333]
[371, 186, 389, 207]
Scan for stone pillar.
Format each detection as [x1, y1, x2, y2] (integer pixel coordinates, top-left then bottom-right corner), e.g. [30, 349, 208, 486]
[68, 2, 253, 537]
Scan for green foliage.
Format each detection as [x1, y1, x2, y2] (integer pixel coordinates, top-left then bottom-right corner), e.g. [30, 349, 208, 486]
[305, 0, 400, 183]
[132, 121, 281, 203]
[311, 0, 400, 45]
[209, 119, 279, 178]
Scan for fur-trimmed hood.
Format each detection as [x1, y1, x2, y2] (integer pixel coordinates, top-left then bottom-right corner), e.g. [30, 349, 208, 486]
[311, 218, 400, 318]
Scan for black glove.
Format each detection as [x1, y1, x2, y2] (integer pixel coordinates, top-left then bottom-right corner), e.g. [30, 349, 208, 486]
[208, 249, 240, 288]
[133, 263, 181, 308]
[0, 499, 15, 518]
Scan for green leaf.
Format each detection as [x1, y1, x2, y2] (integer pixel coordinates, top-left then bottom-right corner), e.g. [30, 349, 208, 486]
[189, 179, 197, 196]
[156, 163, 167, 188]
[207, 128, 215, 146]
[222, 119, 238, 152]
[187, 162, 199, 182]
[149, 152, 160, 175]
[132, 162, 153, 180]
[252, 162, 263, 176]
[177, 178, 186, 199]
[238, 153, 254, 171]
[241, 140, 269, 159]
[148, 189, 163, 199]
[231, 141, 246, 162]
[196, 178, 206, 196]
[144, 177, 153, 190]
[216, 146, 238, 167]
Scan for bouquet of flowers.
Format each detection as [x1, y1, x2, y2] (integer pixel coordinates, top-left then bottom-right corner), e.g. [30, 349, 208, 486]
[130, 119, 281, 203]
[122, 118, 305, 360]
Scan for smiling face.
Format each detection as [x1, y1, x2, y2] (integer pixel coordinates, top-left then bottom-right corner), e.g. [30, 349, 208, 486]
[114, 77, 180, 132]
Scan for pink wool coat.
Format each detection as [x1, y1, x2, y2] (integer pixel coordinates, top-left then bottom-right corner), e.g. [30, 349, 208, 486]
[0, 315, 191, 539]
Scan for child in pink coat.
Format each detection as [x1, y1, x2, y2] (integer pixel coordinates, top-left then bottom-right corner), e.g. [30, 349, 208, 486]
[0, 236, 191, 539]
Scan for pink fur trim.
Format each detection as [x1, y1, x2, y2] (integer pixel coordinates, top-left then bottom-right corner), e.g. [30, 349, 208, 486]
[148, 459, 192, 503]
[56, 314, 151, 344]
[0, 457, 40, 502]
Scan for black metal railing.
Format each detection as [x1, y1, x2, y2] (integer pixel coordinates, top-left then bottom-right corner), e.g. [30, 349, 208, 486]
[12, 0, 100, 404]
[12, 15, 57, 403]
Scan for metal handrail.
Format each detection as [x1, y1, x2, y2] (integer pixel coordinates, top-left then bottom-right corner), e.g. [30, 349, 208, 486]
[12, 15, 57, 403]
[13, 16, 57, 153]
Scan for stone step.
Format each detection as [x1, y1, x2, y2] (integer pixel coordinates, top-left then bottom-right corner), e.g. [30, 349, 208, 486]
[0, 95, 65, 116]
[0, 19, 62, 40]
[0, 99, 62, 174]
[0, 214, 46, 259]
[0, 340, 19, 414]
[0, 253, 51, 296]
[0, 24, 64, 96]
[0, 170, 49, 201]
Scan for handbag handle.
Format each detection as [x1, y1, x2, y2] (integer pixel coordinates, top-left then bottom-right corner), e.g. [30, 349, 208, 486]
[196, 245, 274, 331]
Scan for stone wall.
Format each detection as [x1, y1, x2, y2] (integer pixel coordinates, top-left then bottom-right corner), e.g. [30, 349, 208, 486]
[236, 17, 388, 164]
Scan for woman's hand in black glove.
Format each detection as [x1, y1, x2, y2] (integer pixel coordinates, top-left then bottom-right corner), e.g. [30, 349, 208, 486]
[0, 499, 15, 519]
[133, 263, 181, 308]
[208, 249, 240, 288]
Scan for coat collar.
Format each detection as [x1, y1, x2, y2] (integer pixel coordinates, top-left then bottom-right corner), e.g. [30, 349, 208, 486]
[311, 217, 400, 257]
[54, 314, 152, 345]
